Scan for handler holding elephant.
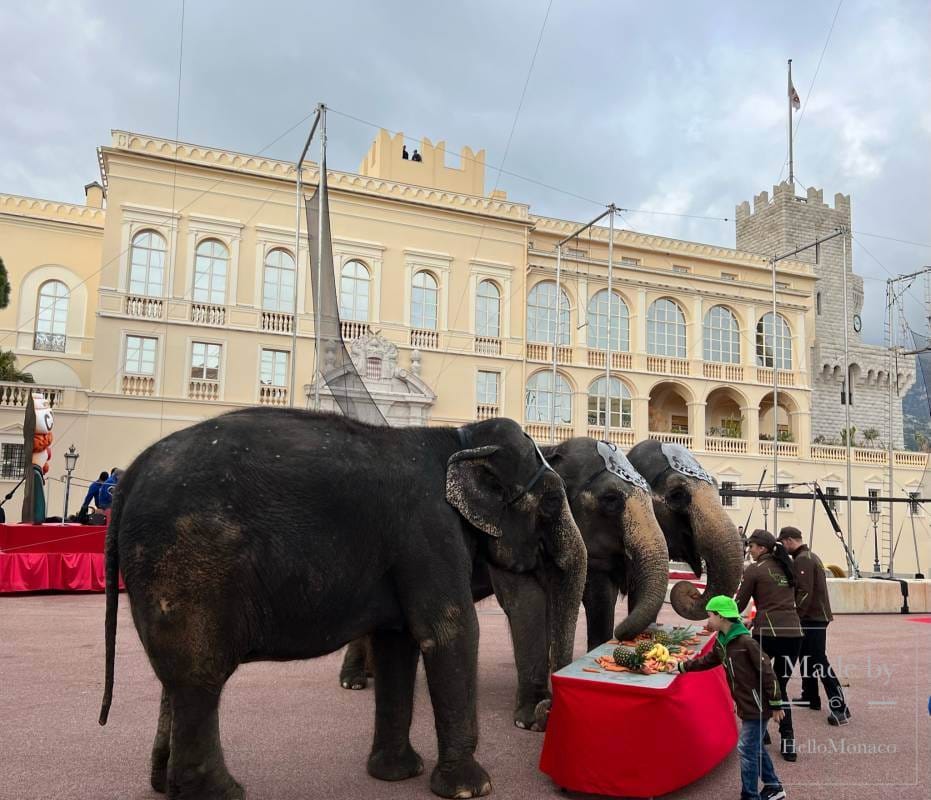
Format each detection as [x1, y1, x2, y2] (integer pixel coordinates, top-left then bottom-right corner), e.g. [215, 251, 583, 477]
[98, 409, 586, 800]
[735, 529, 802, 762]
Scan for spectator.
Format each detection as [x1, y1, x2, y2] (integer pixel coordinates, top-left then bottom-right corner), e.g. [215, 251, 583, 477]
[679, 595, 786, 800]
[778, 526, 850, 726]
[411, 149, 422, 162]
[81, 471, 110, 514]
[735, 529, 803, 761]
[96, 469, 121, 522]
[402, 145, 409, 160]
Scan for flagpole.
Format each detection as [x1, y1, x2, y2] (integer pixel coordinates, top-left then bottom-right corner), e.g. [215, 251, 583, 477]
[788, 59, 795, 187]
[313, 103, 327, 412]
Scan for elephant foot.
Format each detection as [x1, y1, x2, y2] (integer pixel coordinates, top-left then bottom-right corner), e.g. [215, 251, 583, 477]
[151, 763, 168, 794]
[367, 743, 424, 781]
[167, 766, 244, 800]
[430, 757, 492, 799]
[533, 698, 551, 731]
[513, 698, 549, 732]
[339, 665, 369, 690]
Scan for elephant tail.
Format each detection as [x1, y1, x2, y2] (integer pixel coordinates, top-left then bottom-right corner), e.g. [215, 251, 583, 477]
[98, 490, 122, 726]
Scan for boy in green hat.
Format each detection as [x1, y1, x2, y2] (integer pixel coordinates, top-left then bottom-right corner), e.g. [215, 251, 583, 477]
[678, 595, 787, 800]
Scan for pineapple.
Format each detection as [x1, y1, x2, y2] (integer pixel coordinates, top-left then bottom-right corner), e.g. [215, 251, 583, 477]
[613, 647, 644, 669]
[651, 629, 672, 646]
[635, 640, 653, 657]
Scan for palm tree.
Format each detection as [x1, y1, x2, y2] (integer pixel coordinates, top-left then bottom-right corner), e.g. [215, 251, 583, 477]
[0, 257, 10, 310]
[0, 350, 34, 383]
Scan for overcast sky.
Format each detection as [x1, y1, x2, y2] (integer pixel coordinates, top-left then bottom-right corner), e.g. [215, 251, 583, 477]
[2, 0, 928, 343]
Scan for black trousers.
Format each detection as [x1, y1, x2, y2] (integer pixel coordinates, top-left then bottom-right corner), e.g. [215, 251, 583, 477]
[798, 620, 847, 713]
[759, 635, 801, 737]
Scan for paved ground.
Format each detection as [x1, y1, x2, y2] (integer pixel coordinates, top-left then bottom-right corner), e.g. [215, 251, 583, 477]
[1, 594, 929, 800]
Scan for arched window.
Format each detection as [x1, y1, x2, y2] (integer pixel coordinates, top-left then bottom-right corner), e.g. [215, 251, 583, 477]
[756, 313, 792, 369]
[647, 298, 686, 357]
[193, 239, 228, 304]
[411, 271, 438, 330]
[129, 230, 166, 296]
[525, 371, 572, 424]
[35, 280, 69, 352]
[527, 281, 570, 344]
[475, 280, 500, 337]
[587, 290, 630, 351]
[703, 305, 740, 364]
[262, 249, 295, 312]
[588, 377, 632, 429]
[339, 260, 370, 322]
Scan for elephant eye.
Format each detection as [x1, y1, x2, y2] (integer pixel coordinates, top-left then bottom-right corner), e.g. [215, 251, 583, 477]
[667, 487, 691, 511]
[600, 492, 624, 514]
[539, 490, 563, 518]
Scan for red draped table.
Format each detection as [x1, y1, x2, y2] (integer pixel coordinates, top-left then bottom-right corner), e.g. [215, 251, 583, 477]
[539, 631, 737, 798]
[0, 524, 114, 592]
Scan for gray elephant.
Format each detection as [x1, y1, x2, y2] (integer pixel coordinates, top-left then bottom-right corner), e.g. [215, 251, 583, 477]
[543, 438, 670, 651]
[98, 410, 586, 799]
[626, 439, 744, 620]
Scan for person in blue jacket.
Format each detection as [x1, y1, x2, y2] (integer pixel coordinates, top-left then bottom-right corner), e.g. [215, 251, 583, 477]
[95, 469, 120, 517]
[80, 471, 110, 514]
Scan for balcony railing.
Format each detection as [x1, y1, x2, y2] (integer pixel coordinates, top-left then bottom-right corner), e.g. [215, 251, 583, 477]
[258, 385, 288, 406]
[410, 329, 439, 350]
[524, 422, 574, 443]
[341, 321, 370, 341]
[474, 336, 501, 356]
[703, 363, 744, 382]
[649, 431, 693, 448]
[126, 295, 164, 319]
[587, 427, 635, 447]
[122, 374, 155, 397]
[646, 356, 689, 376]
[33, 332, 66, 352]
[526, 343, 572, 364]
[261, 311, 293, 334]
[705, 436, 748, 455]
[188, 379, 220, 401]
[895, 451, 928, 467]
[759, 440, 799, 457]
[587, 350, 633, 370]
[191, 303, 226, 326]
[756, 367, 795, 387]
[0, 382, 64, 408]
[476, 404, 499, 420]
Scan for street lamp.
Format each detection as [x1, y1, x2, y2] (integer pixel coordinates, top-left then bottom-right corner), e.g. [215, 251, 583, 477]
[62, 444, 79, 522]
[868, 507, 881, 573]
[760, 494, 771, 532]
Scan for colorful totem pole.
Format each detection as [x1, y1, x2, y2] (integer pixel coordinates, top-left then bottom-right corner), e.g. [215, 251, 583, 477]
[21, 393, 54, 523]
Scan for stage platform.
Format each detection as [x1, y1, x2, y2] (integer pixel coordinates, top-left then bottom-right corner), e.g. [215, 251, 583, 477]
[0, 524, 111, 592]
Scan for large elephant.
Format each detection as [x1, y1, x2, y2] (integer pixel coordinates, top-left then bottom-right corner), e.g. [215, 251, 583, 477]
[626, 439, 744, 620]
[98, 410, 586, 800]
[543, 438, 670, 651]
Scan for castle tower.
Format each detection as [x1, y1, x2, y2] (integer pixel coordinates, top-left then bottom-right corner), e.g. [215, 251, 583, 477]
[736, 181, 913, 449]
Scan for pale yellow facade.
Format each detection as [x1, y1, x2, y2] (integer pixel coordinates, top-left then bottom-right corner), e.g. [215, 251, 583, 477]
[0, 128, 927, 577]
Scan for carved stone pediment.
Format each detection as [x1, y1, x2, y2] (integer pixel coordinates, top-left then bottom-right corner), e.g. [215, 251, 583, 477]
[349, 333, 398, 381]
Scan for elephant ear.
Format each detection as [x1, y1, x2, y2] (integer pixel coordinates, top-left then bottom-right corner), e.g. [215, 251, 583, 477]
[446, 445, 504, 537]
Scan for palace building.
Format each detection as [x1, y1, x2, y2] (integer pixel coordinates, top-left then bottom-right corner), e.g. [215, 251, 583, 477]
[0, 128, 926, 575]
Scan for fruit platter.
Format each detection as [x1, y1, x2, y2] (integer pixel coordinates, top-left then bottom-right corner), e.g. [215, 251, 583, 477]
[592, 624, 711, 675]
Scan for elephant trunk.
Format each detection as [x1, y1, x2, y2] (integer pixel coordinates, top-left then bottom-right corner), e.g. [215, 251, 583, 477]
[670, 482, 745, 620]
[613, 495, 670, 642]
[546, 499, 587, 672]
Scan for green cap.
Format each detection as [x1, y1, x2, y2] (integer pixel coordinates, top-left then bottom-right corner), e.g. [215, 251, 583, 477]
[705, 595, 739, 618]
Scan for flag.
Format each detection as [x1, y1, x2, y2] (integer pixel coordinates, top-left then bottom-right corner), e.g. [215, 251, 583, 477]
[789, 77, 801, 111]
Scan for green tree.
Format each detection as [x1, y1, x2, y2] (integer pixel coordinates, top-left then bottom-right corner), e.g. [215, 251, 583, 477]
[0, 256, 10, 310]
[862, 427, 880, 448]
[0, 350, 33, 383]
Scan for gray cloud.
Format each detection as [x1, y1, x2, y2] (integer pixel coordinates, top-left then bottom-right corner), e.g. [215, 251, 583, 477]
[2, 0, 928, 343]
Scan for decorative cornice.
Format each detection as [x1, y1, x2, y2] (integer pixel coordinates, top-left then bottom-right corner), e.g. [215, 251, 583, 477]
[529, 214, 813, 276]
[106, 131, 530, 223]
[0, 193, 105, 228]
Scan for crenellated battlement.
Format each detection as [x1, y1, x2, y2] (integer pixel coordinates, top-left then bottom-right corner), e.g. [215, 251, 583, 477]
[735, 181, 850, 223]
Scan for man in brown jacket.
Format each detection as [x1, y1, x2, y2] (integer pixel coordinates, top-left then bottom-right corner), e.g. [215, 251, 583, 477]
[679, 595, 787, 800]
[778, 526, 851, 726]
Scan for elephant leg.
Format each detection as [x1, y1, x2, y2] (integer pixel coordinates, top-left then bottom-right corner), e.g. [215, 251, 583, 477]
[151, 687, 172, 793]
[582, 570, 619, 651]
[339, 637, 371, 690]
[422, 606, 492, 799]
[488, 566, 550, 732]
[366, 629, 424, 782]
[167, 685, 243, 800]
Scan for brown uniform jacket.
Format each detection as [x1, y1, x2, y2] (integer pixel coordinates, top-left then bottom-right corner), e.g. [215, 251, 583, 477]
[680, 622, 783, 720]
[791, 545, 834, 623]
[735, 553, 803, 638]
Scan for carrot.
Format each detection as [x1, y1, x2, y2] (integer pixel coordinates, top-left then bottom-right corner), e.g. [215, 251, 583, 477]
[582, 667, 601, 674]
[604, 664, 626, 672]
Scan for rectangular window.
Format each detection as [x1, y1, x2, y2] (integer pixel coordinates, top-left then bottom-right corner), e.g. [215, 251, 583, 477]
[1, 443, 25, 480]
[909, 491, 920, 516]
[672, 265, 691, 274]
[124, 336, 157, 375]
[776, 281, 791, 289]
[777, 483, 790, 510]
[720, 481, 735, 508]
[868, 488, 880, 514]
[476, 371, 500, 406]
[191, 342, 221, 381]
[721, 272, 738, 281]
[565, 248, 587, 258]
[620, 257, 641, 266]
[260, 349, 289, 387]
[825, 486, 839, 513]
